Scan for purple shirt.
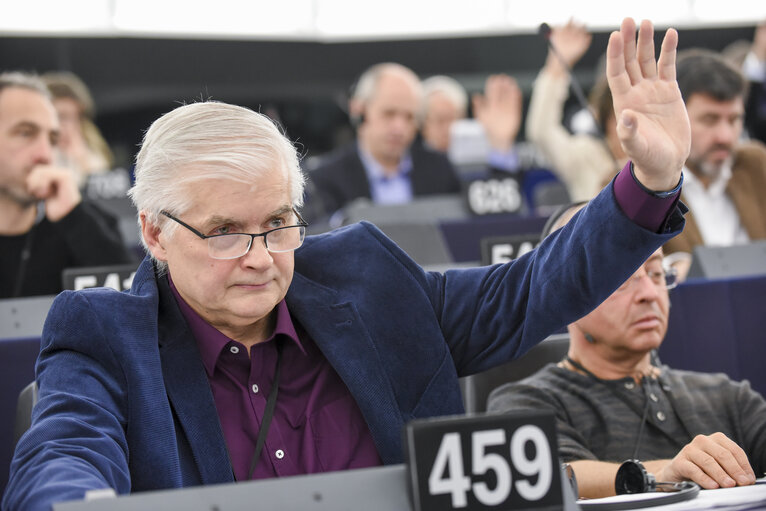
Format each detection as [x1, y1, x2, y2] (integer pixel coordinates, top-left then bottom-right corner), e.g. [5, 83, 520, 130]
[169, 280, 382, 481]
[164, 163, 678, 480]
[613, 161, 681, 232]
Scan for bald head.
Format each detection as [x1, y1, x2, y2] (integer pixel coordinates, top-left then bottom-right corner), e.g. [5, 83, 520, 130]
[350, 63, 422, 170]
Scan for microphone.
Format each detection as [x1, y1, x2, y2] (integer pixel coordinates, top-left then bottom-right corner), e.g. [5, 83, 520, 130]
[538, 22, 552, 39]
[538, 22, 604, 139]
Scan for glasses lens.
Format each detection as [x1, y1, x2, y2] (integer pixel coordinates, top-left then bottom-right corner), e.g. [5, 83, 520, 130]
[265, 226, 305, 252]
[665, 268, 678, 290]
[208, 234, 252, 259]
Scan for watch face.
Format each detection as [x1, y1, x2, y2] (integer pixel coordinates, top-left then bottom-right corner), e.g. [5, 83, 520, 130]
[615, 460, 648, 494]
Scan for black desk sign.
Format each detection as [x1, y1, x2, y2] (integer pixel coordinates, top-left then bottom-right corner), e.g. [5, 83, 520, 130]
[480, 234, 541, 265]
[404, 411, 562, 511]
[464, 176, 523, 215]
[61, 264, 138, 292]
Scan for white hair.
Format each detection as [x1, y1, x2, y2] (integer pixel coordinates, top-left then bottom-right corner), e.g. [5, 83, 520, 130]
[421, 75, 468, 119]
[128, 101, 305, 258]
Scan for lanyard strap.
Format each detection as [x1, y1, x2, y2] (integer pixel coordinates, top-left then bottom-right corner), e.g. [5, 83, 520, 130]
[246, 340, 283, 480]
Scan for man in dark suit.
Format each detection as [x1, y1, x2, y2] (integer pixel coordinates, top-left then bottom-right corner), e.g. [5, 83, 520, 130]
[306, 63, 461, 221]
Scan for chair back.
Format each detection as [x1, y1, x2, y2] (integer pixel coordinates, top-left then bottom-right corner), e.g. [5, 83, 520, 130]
[14, 381, 38, 447]
[460, 333, 569, 414]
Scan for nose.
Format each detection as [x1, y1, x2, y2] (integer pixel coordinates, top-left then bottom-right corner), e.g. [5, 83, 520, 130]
[32, 135, 54, 165]
[240, 236, 273, 270]
[633, 271, 661, 302]
[713, 120, 737, 145]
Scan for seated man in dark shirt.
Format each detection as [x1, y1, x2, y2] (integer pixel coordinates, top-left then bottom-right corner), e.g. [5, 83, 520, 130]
[306, 62, 461, 222]
[0, 72, 132, 298]
[488, 202, 766, 499]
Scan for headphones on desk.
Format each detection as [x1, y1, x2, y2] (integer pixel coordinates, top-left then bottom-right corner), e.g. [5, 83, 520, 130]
[578, 460, 700, 510]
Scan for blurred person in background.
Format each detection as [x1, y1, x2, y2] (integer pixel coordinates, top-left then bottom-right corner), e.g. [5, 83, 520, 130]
[662, 49, 766, 270]
[420, 73, 526, 175]
[305, 63, 461, 222]
[0, 72, 131, 298]
[526, 20, 628, 202]
[42, 71, 114, 187]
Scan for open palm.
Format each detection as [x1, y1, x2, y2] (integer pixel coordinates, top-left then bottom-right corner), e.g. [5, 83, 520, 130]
[606, 18, 691, 191]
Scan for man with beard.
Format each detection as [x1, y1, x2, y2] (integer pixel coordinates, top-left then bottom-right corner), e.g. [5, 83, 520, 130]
[0, 72, 132, 298]
[663, 49, 766, 256]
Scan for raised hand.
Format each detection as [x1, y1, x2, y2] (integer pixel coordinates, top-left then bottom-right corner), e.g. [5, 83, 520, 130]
[606, 18, 691, 191]
[547, 19, 593, 74]
[472, 74, 522, 151]
[655, 432, 755, 489]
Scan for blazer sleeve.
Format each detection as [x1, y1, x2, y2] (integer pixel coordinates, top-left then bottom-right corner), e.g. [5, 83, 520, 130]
[425, 182, 685, 376]
[3, 292, 131, 511]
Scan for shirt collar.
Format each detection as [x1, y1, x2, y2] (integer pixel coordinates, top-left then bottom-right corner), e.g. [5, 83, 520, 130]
[167, 273, 305, 378]
[357, 141, 413, 182]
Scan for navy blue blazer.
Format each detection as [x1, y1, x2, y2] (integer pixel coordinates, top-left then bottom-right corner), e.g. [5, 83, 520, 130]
[3, 185, 684, 511]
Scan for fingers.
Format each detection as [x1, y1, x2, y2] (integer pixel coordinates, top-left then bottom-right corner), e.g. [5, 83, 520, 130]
[670, 434, 756, 490]
[25, 165, 81, 221]
[620, 18, 642, 86]
[609, 18, 674, 88]
[636, 20, 656, 80]
[657, 28, 679, 82]
[26, 166, 72, 199]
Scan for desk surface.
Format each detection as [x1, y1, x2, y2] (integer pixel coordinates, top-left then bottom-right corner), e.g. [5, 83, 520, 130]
[50, 466, 766, 511]
[581, 482, 766, 510]
[53, 463, 579, 511]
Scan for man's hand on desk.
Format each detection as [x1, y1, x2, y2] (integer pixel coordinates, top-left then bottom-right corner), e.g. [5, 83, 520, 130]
[606, 18, 691, 192]
[653, 433, 756, 490]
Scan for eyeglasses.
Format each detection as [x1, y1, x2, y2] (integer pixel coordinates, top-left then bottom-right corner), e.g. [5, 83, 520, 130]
[616, 267, 678, 293]
[160, 208, 308, 260]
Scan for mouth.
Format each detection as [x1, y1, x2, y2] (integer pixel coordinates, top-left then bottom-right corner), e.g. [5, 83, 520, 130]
[233, 281, 270, 290]
[632, 315, 661, 329]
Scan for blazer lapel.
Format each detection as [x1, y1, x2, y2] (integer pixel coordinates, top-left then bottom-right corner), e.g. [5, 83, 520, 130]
[286, 273, 403, 464]
[156, 277, 234, 485]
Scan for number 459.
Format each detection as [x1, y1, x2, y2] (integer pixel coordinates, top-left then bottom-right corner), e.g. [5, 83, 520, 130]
[428, 426, 552, 508]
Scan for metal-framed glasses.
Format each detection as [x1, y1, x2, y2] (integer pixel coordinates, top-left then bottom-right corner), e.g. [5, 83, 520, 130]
[616, 266, 678, 293]
[161, 208, 308, 260]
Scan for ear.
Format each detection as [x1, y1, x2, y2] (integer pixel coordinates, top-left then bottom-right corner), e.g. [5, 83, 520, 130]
[140, 211, 168, 262]
[348, 98, 365, 126]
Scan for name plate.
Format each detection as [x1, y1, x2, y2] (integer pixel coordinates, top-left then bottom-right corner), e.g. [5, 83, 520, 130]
[464, 176, 523, 215]
[62, 264, 138, 292]
[404, 411, 562, 511]
[480, 234, 541, 265]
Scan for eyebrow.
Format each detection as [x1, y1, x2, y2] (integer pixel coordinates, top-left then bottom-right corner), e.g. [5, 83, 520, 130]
[203, 205, 294, 229]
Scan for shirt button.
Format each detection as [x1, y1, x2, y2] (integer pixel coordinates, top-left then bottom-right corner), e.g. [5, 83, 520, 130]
[650, 393, 659, 402]
[656, 411, 666, 421]
[624, 382, 635, 390]
[251, 384, 259, 394]
[275, 449, 285, 459]
[229, 346, 239, 354]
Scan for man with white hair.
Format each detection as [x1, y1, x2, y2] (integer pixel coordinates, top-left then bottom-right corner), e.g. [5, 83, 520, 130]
[421, 75, 469, 153]
[307, 62, 461, 220]
[6, 18, 691, 511]
[420, 73, 524, 173]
